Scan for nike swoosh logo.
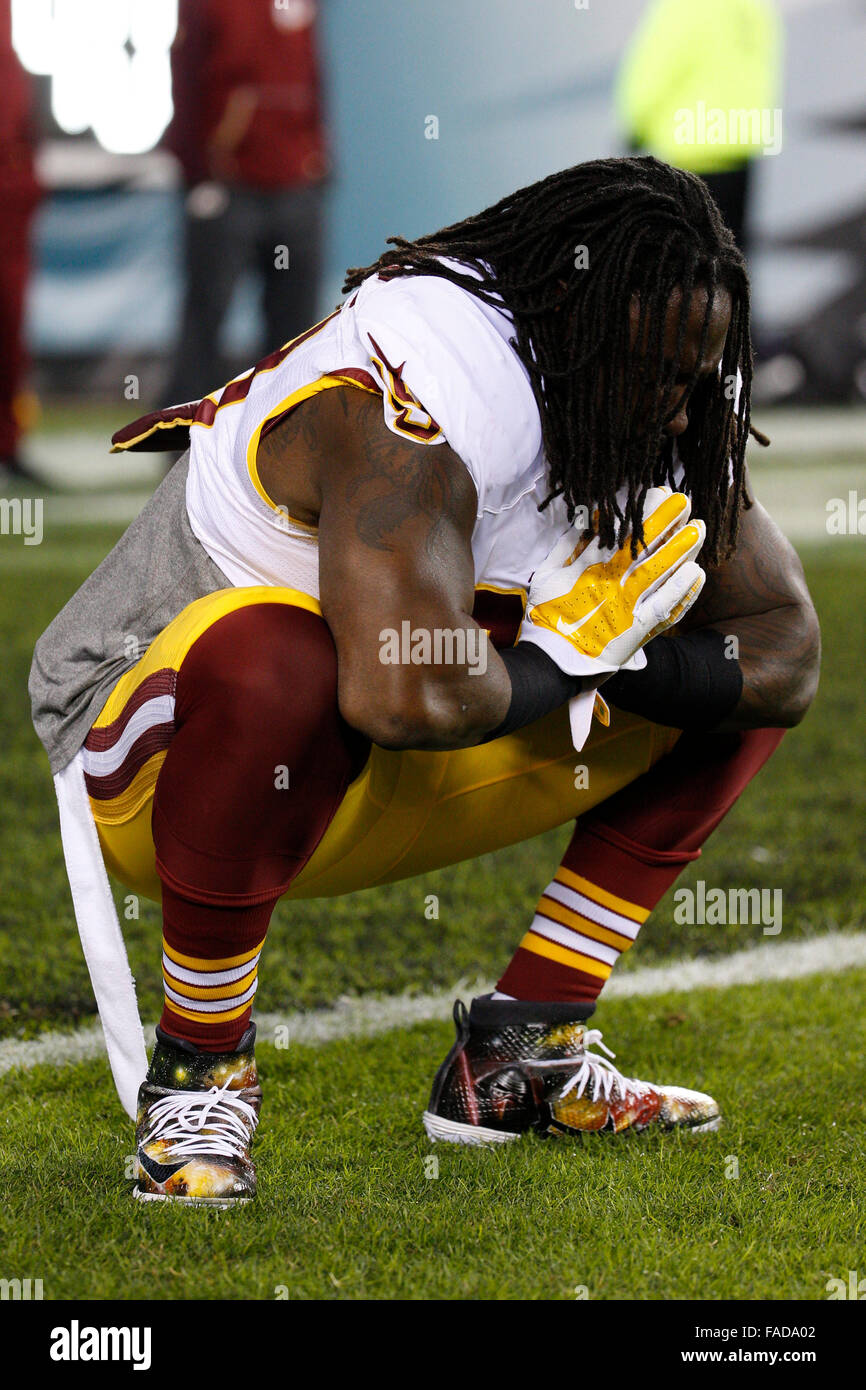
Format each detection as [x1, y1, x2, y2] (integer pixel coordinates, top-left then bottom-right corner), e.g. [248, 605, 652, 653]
[138, 1150, 187, 1185]
[555, 598, 606, 640]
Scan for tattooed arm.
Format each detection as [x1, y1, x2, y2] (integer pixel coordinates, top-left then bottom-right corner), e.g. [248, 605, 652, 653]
[314, 389, 513, 749]
[678, 469, 821, 728]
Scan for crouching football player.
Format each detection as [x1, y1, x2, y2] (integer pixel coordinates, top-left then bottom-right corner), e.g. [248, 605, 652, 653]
[31, 157, 819, 1204]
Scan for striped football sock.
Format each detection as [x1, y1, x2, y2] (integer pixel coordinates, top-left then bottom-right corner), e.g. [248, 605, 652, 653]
[496, 728, 786, 1006]
[158, 885, 273, 1051]
[495, 822, 696, 1006]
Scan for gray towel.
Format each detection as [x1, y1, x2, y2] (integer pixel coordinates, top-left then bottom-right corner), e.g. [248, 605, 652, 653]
[30, 453, 231, 774]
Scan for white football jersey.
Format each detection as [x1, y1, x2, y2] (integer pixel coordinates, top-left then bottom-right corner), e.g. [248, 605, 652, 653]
[183, 261, 572, 623]
[181, 259, 714, 641]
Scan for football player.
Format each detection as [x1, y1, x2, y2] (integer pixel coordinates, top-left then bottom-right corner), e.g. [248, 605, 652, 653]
[31, 156, 819, 1204]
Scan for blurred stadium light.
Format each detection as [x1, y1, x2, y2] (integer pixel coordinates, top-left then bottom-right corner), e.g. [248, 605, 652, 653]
[12, 0, 176, 154]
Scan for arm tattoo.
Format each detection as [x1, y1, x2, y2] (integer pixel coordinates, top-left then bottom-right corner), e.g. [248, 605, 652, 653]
[345, 407, 470, 556]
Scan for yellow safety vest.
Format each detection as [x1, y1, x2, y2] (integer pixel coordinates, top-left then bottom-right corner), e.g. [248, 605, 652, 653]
[616, 0, 783, 171]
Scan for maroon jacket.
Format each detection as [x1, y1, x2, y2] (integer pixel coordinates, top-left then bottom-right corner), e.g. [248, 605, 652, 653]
[0, 0, 39, 208]
[165, 0, 328, 189]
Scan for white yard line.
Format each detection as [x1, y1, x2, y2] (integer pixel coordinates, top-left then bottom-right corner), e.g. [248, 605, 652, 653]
[44, 492, 157, 525]
[2, 931, 864, 1081]
[750, 462, 866, 545]
[750, 408, 866, 455]
[27, 433, 162, 492]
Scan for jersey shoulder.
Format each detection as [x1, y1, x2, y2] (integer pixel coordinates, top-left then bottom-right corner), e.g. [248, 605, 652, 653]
[345, 267, 544, 514]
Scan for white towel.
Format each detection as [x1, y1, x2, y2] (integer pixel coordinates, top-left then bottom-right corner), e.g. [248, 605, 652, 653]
[54, 751, 148, 1119]
[568, 646, 647, 751]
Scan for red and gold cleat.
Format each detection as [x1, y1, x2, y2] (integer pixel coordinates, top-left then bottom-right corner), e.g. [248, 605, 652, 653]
[423, 995, 720, 1144]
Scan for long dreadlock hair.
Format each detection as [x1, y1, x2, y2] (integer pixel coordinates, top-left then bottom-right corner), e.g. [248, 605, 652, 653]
[344, 155, 764, 563]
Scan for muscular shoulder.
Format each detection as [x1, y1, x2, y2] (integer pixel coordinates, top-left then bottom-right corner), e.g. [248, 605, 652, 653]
[256, 379, 479, 539]
[680, 468, 812, 627]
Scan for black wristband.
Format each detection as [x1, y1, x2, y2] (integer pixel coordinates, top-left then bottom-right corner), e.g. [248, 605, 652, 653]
[482, 643, 581, 742]
[602, 629, 743, 731]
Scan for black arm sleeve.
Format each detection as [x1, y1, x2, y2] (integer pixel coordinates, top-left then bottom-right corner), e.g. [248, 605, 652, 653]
[601, 628, 743, 732]
[481, 644, 582, 743]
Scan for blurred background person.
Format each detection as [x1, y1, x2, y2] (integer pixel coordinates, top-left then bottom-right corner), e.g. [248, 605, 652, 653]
[615, 0, 783, 253]
[0, 0, 40, 482]
[8, 0, 866, 470]
[164, 0, 329, 407]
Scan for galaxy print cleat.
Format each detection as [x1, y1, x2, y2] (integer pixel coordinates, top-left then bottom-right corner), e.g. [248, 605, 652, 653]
[423, 995, 721, 1144]
[133, 1024, 261, 1206]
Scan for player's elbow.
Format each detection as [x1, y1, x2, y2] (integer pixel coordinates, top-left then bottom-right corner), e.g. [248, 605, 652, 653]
[338, 669, 487, 750]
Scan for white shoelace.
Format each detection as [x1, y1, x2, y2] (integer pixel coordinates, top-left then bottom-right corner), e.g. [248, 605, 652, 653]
[558, 1029, 627, 1103]
[142, 1081, 258, 1162]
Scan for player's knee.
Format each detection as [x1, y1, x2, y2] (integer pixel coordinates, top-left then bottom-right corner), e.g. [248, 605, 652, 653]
[177, 602, 339, 734]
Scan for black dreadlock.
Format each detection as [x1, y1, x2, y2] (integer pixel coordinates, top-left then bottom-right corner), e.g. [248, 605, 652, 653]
[344, 156, 765, 563]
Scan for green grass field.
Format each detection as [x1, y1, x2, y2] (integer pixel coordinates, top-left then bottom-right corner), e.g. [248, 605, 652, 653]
[1, 973, 863, 1301]
[1, 423, 864, 1301]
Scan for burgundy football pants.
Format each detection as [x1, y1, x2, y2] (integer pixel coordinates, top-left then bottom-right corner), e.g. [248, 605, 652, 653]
[151, 603, 783, 1045]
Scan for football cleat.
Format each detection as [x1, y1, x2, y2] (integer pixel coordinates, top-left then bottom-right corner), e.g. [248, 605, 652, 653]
[423, 995, 721, 1144]
[133, 1024, 261, 1206]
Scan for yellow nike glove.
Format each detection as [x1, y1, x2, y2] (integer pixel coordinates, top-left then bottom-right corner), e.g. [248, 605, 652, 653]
[520, 487, 706, 678]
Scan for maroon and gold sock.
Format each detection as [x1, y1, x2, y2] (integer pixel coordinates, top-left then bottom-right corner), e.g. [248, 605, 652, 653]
[497, 727, 785, 1006]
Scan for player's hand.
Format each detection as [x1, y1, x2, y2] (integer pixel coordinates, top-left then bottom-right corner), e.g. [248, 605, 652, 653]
[519, 487, 706, 678]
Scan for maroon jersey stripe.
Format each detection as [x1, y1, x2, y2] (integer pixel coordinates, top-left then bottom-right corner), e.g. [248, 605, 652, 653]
[84, 723, 175, 801]
[113, 308, 344, 449]
[84, 670, 177, 752]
